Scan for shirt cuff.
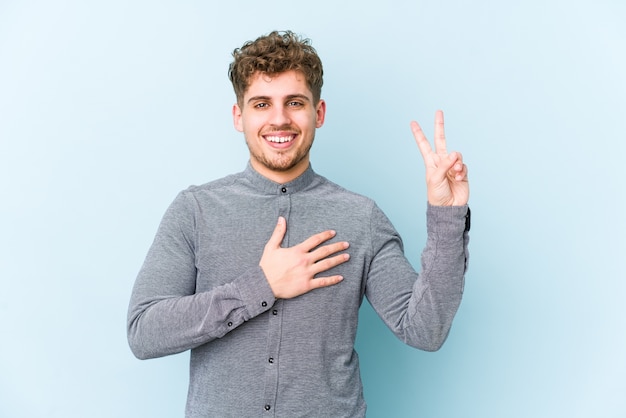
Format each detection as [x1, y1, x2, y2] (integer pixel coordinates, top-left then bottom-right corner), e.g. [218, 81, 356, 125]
[426, 203, 471, 237]
[234, 265, 276, 318]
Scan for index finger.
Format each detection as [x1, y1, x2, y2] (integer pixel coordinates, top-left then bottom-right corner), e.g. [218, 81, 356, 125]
[410, 120, 433, 164]
[434, 110, 447, 155]
[299, 229, 337, 252]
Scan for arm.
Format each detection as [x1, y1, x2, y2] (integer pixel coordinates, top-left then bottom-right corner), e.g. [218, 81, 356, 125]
[126, 192, 276, 360]
[365, 111, 470, 351]
[365, 204, 469, 351]
[127, 194, 349, 360]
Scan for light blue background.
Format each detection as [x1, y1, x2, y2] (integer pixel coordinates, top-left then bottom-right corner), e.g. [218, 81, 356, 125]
[1, 1, 624, 417]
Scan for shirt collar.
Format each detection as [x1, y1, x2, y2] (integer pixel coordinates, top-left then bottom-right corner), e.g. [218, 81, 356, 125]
[243, 162, 317, 195]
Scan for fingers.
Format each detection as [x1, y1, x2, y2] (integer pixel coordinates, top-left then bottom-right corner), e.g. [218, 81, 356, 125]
[451, 161, 468, 182]
[269, 220, 347, 258]
[411, 110, 449, 161]
[446, 152, 468, 181]
[456, 164, 468, 181]
[410, 120, 432, 164]
[301, 232, 350, 273]
[310, 240, 349, 260]
[293, 231, 350, 292]
[311, 247, 350, 275]
[434, 110, 447, 155]
[299, 228, 337, 251]
[265, 216, 287, 249]
[445, 151, 462, 172]
[307, 274, 344, 291]
[261, 218, 352, 299]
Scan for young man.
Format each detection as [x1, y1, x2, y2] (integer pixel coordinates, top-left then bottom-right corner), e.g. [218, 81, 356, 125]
[128, 31, 470, 417]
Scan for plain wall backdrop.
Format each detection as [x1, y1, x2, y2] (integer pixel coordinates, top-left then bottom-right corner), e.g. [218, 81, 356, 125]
[1, 0, 624, 417]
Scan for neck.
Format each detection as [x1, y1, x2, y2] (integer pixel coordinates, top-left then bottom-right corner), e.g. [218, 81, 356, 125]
[249, 158, 310, 184]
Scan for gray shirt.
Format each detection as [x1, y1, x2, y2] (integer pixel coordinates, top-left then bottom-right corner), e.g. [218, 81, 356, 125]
[127, 164, 470, 417]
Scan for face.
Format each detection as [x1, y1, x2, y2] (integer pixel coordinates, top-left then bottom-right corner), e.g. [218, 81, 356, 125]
[233, 70, 326, 183]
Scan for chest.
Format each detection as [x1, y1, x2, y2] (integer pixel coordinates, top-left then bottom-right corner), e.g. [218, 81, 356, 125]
[191, 194, 372, 302]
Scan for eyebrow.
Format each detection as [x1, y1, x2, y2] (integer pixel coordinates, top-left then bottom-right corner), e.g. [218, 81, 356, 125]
[246, 94, 312, 105]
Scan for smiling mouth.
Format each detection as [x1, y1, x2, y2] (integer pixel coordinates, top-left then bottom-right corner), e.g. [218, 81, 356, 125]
[264, 134, 296, 144]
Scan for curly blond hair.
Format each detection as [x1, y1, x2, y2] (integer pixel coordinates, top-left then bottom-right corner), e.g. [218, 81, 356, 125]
[228, 31, 324, 106]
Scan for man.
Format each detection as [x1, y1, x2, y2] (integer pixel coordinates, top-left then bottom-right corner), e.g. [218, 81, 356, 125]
[128, 30, 470, 417]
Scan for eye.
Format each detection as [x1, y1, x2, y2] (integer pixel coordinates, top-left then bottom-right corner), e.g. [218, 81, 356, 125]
[254, 102, 269, 109]
[287, 101, 304, 107]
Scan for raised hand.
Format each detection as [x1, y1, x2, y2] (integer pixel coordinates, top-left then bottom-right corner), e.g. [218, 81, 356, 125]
[260, 217, 350, 299]
[410, 110, 469, 206]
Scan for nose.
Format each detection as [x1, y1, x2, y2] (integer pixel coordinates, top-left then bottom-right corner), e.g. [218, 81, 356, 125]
[269, 104, 291, 126]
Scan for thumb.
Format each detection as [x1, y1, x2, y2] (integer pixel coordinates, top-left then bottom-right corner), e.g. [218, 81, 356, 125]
[437, 152, 460, 176]
[265, 216, 287, 249]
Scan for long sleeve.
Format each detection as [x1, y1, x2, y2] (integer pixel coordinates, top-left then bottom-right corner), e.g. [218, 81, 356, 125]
[127, 192, 276, 360]
[364, 203, 469, 351]
[126, 165, 469, 416]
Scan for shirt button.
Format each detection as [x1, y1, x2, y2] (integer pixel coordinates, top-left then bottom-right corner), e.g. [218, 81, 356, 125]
[227, 321, 233, 327]
[268, 357, 274, 364]
[281, 187, 287, 193]
[272, 309, 278, 315]
[261, 301, 268, 307]
[264, 405, 271, 411]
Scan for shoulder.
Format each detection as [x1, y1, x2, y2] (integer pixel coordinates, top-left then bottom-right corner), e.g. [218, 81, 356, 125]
[175, 171, 253, 207]
[183, 171, 244, 195]
[311, 173, 376, 208]
[163, 172, 246, 216]
[308, 174, 395, 232]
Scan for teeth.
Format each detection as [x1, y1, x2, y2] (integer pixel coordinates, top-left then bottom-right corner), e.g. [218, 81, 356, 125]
[266, 135, 293, 143]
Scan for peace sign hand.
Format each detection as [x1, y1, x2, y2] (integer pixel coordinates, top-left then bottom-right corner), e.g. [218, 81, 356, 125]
[411, 110, 469, 207]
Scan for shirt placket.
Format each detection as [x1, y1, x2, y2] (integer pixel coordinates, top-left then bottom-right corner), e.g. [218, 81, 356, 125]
[262, 185, 290, 416]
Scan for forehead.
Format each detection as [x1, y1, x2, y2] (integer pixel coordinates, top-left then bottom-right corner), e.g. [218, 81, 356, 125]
[244, 70, 313, 100]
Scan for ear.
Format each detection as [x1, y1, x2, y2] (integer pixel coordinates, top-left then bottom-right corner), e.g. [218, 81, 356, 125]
[232, 103, 243, 132]
[315, 99, 326, 128]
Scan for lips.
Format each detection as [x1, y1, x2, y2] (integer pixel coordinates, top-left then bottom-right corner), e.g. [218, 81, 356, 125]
[264, 134, 295, 143]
